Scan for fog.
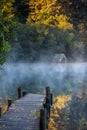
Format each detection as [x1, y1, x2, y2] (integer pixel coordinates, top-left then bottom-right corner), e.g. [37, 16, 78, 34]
[0, 62, 87, 103]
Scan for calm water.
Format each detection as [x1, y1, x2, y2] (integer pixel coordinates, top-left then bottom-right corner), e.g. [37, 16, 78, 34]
[0, 62, 87, 102]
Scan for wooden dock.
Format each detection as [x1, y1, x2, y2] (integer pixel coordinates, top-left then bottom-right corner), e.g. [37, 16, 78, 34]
[0, 94, 45, 130]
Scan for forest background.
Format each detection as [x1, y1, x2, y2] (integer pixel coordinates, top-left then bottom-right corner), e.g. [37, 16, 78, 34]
[0, 0, 87, 64]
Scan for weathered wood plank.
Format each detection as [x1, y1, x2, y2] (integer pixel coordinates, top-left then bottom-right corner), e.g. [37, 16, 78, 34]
[0, 94, 45, 130]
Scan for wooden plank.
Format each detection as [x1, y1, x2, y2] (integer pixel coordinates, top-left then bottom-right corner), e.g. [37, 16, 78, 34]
[0, 94, 45, 130]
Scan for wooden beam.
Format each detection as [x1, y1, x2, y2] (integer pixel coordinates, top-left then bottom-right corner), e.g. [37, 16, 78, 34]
[17, 87, 21, 99]
[45, 86, 50, 99]
[40, 108, 46, 130]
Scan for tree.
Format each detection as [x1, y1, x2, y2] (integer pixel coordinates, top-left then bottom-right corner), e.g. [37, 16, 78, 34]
[0, 0, 15, 64]
[27, 0, 73, 30]
[13, 0, 29, 23]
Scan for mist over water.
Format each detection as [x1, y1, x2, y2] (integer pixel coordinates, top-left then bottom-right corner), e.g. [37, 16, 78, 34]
[0, 62, 87, 102]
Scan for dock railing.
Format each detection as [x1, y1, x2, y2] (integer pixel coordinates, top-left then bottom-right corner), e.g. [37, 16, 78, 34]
[40, 86, 53, 130]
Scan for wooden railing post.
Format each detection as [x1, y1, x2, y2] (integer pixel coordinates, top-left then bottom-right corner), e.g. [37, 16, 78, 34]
[0, 107, 2, 118]
[17, 87, 21, 99]
[46, 86, 50, 99]
[44, 97, 51, 119]
[7, 99, 12, 108]
[45, 86, 53, 120]
[45, 86, 53, 106]
[40, 108, 46, 130]
[44, 86, 51, 121]
[50, 93, 53, 106]
[22, 91, 27, 96]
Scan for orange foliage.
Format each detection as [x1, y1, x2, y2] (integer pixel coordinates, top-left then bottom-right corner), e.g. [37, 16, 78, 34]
[48, 95, 71, 130]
